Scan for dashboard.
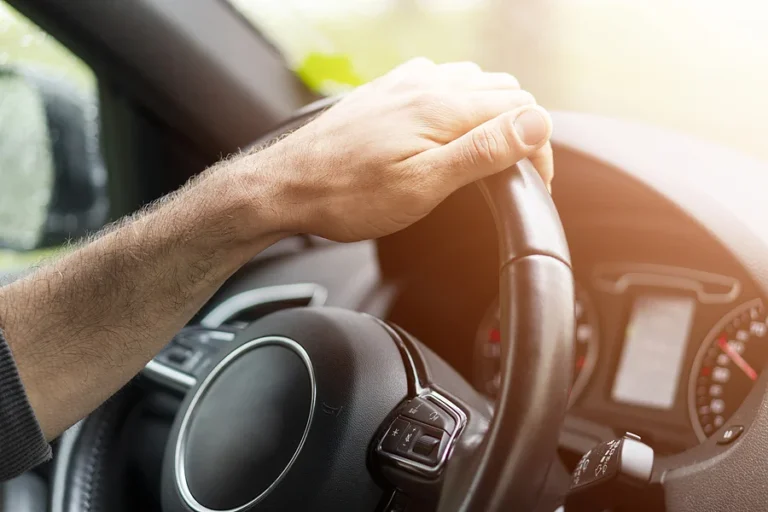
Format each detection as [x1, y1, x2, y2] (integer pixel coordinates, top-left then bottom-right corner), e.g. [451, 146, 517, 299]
[377, 117, 768, 459]
[129, 112, 768, 510]
[472, 263, 766, 453]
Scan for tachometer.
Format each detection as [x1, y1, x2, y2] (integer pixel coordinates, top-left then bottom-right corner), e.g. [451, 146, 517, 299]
[474, 284, 599, 404]
[689, 298, 768, 441]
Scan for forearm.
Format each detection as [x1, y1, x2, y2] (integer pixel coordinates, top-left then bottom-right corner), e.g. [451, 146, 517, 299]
[0, 154, 287, 439]
[0, 60, 554, 443]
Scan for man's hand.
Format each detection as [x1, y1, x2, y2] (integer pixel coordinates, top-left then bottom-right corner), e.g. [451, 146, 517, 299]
[0, 59, 553, 440]
[243, 58, 553, 242]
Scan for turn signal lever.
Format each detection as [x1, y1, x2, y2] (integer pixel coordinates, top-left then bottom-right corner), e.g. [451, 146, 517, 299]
[564, 434, 658, 511]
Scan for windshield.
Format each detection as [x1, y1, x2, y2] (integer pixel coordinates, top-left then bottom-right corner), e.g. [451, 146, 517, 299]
[229, 0, 768, 162]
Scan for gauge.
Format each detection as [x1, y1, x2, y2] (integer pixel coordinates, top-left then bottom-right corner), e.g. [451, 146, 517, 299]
[689, 298, 768, 441]
[473, 284, 599, 404]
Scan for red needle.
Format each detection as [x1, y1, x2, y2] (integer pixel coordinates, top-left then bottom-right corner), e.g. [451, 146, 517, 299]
[718, 335, 757, 381]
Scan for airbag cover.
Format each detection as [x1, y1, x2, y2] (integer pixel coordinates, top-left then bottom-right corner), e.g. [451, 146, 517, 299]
[181, 340, 313, 510]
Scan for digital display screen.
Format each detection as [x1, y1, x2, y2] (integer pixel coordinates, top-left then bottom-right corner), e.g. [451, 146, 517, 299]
[611, 295, 696, 409]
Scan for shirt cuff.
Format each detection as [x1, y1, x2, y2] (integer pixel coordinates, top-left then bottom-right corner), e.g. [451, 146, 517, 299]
[0, 328, 52, 481]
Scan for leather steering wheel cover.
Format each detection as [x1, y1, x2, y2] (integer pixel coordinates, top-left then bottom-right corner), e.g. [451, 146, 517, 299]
[56, 98, 575, 512]
[238, 102, 575, 510]
[51, 385, 144, 512]
[436, 163, 574, 511]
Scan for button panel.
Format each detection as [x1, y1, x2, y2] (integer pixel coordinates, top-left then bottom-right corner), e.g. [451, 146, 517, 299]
[382, 418, 411, 453]
[145, 327, 238, 389]
[401, 397, 456, 433]
[381, 417, 448, 466]
[397, 424, 422, 455]
[376, 391, 465, 476]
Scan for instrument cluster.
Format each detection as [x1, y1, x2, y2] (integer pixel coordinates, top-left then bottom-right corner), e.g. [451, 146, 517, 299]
[473, 263, 763, 451]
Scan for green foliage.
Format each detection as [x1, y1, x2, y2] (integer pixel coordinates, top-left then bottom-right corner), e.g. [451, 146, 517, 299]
[296, 52, 363, 92]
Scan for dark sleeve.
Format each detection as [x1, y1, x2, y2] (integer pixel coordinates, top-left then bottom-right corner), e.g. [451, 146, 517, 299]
[0, 328, 52, 481]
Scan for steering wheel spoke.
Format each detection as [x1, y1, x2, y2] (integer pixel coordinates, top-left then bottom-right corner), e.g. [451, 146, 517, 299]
[142, 326, 238, 393]
[67, 99, 577, 512]
[368, 321, 493, 509]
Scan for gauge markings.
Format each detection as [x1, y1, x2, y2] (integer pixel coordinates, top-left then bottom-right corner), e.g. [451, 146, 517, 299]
[717, 335, 757, 381]
[690, 299, 768, 441]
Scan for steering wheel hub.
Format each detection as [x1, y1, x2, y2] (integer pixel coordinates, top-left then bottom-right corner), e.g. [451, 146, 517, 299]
[175, 337, 315, 511]
[162, 307, 411, 512]
[160, 100, 574, 512]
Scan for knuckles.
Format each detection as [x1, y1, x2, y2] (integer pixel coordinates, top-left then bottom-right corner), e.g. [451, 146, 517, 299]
[468, 125, 508, 167]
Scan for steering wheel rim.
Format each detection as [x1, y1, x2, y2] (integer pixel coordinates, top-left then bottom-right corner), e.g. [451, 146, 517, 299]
[53, 97, 576, 512]
[438, 157, 574, 511]
[261, 97, 576, 510]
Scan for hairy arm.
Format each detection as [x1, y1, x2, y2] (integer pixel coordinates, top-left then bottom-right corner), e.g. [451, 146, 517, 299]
[0, 59, 554, 440]
[0, 157, 288, 439]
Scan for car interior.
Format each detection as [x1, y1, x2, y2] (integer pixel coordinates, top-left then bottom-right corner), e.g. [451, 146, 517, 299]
[3, 1, 768, 511]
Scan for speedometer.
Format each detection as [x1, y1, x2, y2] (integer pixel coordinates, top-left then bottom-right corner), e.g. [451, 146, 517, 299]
[689, 299, 768, 441]
[474, 284, 599, 404]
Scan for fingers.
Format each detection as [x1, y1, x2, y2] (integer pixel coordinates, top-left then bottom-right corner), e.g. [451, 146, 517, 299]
[384, 59, 552, 189]
[529, 140, 554, 192]
[459, 90, 536, 128]
[423, 105, 553, 189]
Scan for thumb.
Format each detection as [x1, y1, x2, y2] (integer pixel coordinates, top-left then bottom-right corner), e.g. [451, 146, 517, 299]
[429, 105, 553, 188]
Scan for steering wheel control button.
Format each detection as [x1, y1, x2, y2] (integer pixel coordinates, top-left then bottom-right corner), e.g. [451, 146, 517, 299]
[175, 328, 236, 350]
[408, 432, 445, 465]
[401, 397, 456, 433]
[395, 423, 447, 466]
[177, 338, 314, 511]
[397, 424, 423, 455]
[165, 346, 191, 365]
[716, 425, 744, 445]
[566, 436, 655, 510]
[413, 434, 440, 456]
[381, 418, 411, 453]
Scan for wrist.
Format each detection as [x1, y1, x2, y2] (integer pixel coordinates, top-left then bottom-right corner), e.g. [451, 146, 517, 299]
[201, 150, 295, 263]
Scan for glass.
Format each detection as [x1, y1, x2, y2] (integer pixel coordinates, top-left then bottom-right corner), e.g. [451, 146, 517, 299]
[0, 1, 100, 269]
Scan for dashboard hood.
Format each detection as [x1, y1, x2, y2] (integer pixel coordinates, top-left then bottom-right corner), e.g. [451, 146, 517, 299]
[550, 111, 768, 297]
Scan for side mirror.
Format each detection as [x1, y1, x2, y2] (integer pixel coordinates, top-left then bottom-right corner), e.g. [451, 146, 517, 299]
[0, 66, 107, 251]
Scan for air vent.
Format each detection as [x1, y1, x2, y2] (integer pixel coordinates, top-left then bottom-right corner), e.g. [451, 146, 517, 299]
[200, 283, 328, 328]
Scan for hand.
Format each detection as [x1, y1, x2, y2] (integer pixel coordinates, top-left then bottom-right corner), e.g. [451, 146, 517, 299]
[254, 58, 553, 242]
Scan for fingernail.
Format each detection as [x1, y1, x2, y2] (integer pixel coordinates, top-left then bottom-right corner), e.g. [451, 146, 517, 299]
[513, 108, 548, 146]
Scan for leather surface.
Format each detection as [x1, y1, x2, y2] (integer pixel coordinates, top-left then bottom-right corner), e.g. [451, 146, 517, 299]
[55, 101, 768, 511]
[477, 159, 571, 268]
[439, 255, 574, 512]
[62, 98, 576, 512]
[52, 385, 142, 512]
[162, 307, 408, 512]
[436, 160, 574, 512]
[241, 100, 576, 511]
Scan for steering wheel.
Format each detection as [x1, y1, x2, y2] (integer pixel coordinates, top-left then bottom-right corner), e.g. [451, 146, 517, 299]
[53, 99, 576, 512]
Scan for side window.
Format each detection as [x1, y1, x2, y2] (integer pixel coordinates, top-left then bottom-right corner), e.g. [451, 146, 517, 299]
[0, 1, 105, 270]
